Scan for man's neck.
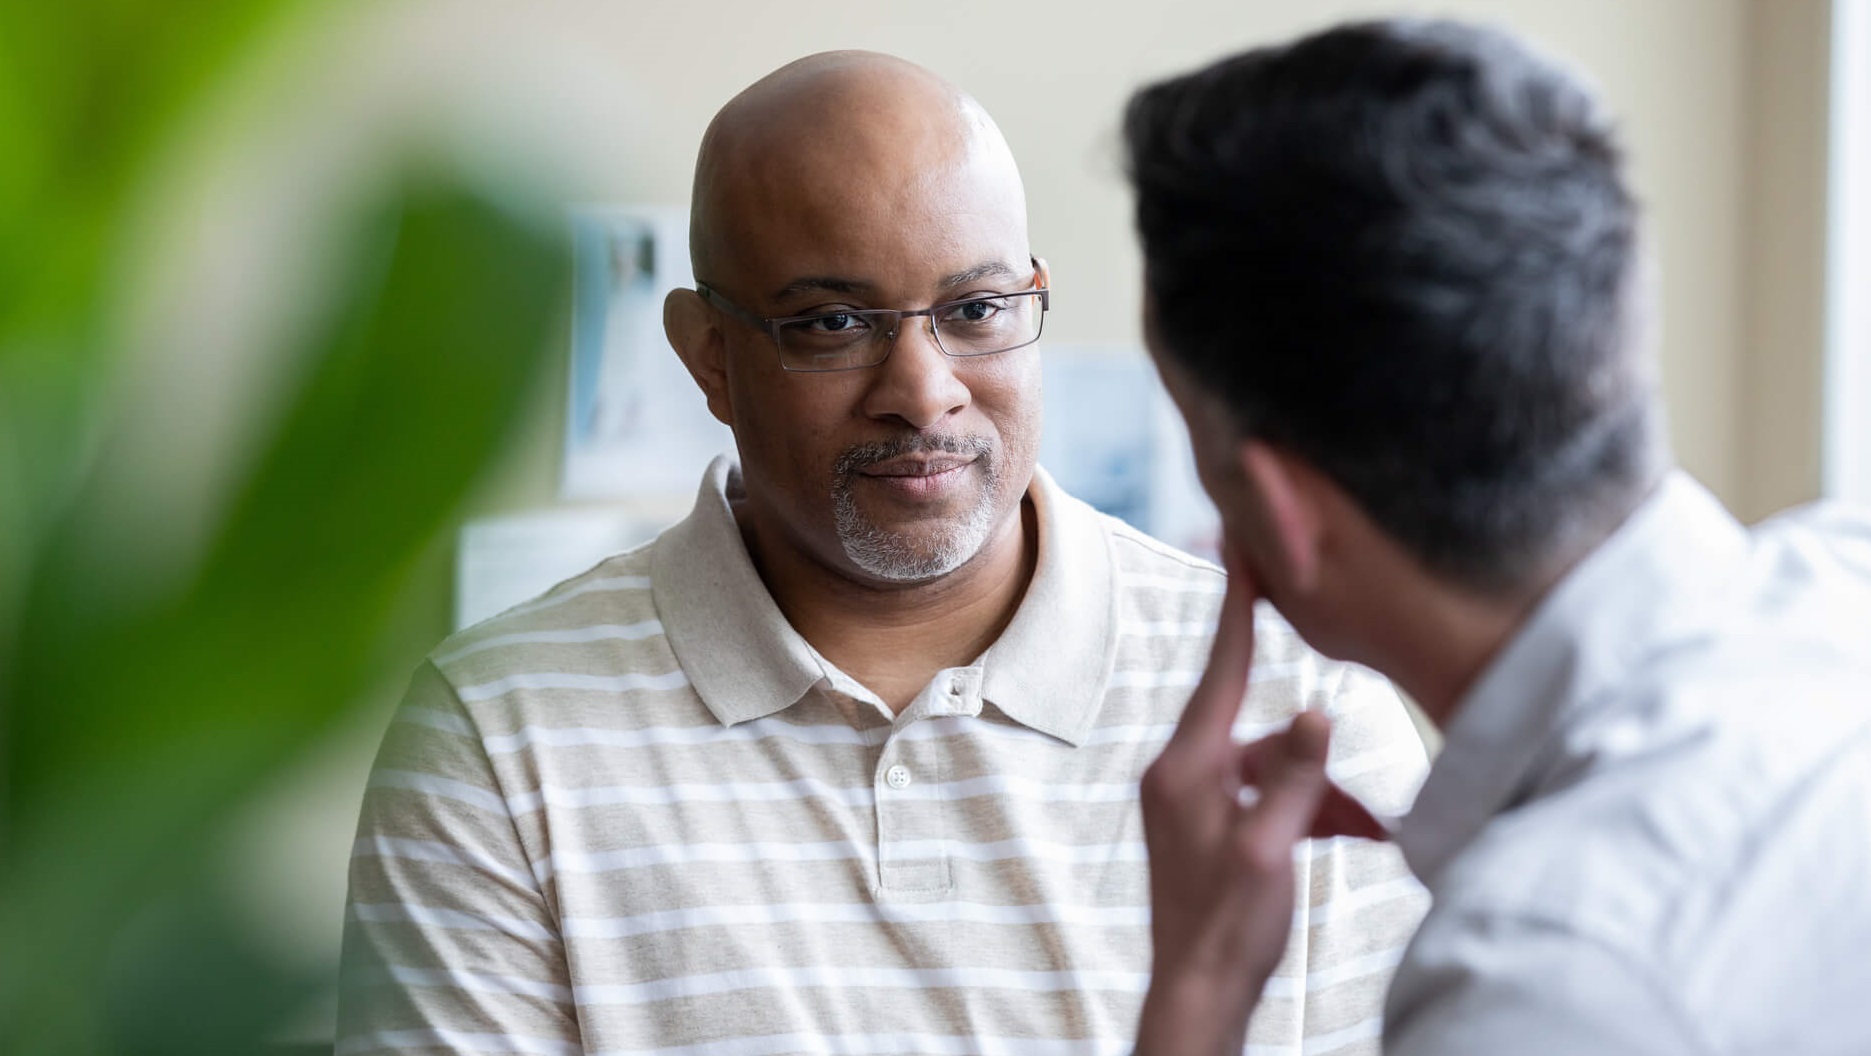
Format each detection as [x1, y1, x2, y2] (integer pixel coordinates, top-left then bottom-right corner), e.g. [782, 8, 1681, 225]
[1359, 537, 1625, 732]
[1364, 587, 1534, 730]
[737, 498, 1039, 715]
[1374, 481, 1665, 730]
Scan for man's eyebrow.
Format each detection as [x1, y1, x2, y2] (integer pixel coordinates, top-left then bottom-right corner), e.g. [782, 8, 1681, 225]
[772, 277, 873, 300]
[769, 261, 1022, 304]
[941, 261, 1020, 288]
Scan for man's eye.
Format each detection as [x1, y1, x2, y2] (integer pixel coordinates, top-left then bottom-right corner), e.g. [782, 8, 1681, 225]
[808, 313, 863, 333]
[948, 299, 1005, 323]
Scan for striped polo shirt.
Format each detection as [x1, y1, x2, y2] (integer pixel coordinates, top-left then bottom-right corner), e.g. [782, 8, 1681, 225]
[338, 457, 1429, 1056]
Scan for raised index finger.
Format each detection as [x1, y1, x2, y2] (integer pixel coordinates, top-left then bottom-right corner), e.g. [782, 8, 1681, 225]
[1168, 547, 1262, 751]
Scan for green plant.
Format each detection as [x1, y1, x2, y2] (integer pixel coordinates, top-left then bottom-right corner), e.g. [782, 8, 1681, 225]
[0, 4, 570, 1052]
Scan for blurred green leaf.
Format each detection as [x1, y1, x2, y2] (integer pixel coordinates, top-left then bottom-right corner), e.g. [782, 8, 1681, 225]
[2, 4, 580, 1051]
[101, 886, 327, 1056]
[2, 176, 569, 1053]
[0, 0, 311, 637]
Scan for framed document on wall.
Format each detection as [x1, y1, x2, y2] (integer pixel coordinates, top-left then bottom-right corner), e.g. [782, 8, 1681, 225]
[563, 205, 732, 500]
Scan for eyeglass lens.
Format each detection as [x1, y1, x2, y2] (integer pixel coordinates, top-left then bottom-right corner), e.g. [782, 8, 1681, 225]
[775, 293, 1044, 372]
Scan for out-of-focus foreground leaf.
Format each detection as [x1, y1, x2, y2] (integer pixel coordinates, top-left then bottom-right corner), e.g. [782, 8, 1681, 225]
[3, 175, 568, 1054]
[0, 0, 309, 565]
[3, 3, 576, 1050]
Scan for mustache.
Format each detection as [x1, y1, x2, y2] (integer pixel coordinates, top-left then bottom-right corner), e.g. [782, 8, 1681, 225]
[833, 434, 995, 478]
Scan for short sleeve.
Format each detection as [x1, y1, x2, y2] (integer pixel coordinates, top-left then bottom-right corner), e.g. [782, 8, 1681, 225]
[335, 661, 583, 1055]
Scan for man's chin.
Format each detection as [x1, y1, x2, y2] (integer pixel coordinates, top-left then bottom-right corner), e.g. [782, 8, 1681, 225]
[836, 520, 988, 584]
[841, 479, 990, 537]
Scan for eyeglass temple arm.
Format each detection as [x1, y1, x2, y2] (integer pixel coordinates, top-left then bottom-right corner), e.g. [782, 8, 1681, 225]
[695, 283, 769, 330]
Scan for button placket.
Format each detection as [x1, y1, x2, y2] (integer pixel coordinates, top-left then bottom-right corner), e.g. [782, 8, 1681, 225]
[874, 720, 949, 896]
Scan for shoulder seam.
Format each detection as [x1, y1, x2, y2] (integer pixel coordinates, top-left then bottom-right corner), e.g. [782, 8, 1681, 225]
[412, 659, 552, 900]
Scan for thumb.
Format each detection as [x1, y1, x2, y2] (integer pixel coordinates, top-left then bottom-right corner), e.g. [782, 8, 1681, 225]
[1237, 736, 1391, 842]
[1240, 711, 1333, 849]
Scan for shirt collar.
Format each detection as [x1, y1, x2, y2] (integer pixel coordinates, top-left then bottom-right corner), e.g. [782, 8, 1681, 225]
[978, 464, 1119, 746]
[1395, 471, 1751, 884]
[652, 456, 1118, 743]
[651, 456, 825, 727]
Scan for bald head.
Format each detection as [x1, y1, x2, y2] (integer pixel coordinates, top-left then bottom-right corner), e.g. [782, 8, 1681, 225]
[663, 52, 1046, 593]
[689, 51, 1028, 285]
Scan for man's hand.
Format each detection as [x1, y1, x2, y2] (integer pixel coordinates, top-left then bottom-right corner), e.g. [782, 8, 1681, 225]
[1134, 558, 1377, 1056]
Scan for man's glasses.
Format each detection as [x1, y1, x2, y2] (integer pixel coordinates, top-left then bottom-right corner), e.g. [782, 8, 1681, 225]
[695, 265, 1049, 373]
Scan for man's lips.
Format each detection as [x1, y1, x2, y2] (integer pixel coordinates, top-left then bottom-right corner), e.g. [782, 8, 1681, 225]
[858, 454, 977, 478]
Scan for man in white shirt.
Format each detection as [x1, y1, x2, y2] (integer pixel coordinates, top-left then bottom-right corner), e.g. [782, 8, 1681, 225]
[1120, 18, 1871, 1056]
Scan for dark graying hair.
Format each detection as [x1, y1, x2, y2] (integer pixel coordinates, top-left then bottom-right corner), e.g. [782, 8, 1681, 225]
[1125, 19, 1665, 593]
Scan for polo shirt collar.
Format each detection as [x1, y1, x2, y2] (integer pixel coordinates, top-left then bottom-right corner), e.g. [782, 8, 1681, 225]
[651, 457, 825, 727]
[652, 456, 1117, 744]
[978, 465, 1118, 746]
[1395, 471, 1749, 884]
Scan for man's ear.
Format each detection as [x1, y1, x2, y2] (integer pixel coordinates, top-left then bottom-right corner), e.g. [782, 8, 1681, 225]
[664, 288, 734, 427]
[1237, 440, 1326, 595]
[1033, 255, 1051, 290]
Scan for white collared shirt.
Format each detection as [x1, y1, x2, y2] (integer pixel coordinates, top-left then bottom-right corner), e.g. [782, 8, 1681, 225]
[1388, 473, 1871, 1055]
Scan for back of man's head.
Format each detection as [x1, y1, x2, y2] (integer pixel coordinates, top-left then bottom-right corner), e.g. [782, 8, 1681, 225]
[1125, 19, 1666, 595]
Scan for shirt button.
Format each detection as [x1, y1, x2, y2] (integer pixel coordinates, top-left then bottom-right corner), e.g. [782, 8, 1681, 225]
[948, 678, 965, 696]
[885, 765, 912, 790]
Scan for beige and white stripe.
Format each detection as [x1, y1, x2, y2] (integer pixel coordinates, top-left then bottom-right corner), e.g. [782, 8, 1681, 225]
[339, 459, 1428, 1055]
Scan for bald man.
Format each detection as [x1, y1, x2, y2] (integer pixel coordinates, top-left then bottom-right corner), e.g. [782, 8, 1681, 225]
[337, 53, 1430, 1056]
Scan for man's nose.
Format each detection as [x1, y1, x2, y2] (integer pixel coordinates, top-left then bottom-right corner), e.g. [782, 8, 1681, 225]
[860, 317, 970, 430]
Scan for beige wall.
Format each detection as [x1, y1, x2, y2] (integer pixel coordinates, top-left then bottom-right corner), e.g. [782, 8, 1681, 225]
[233, 0, 1834, 1037]
[1741, 0, 1834, 521]
[470, 0, 1788, 515]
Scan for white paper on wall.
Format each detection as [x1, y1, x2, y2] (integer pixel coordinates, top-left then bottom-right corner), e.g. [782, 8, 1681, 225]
[563, 204, 733, 501]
